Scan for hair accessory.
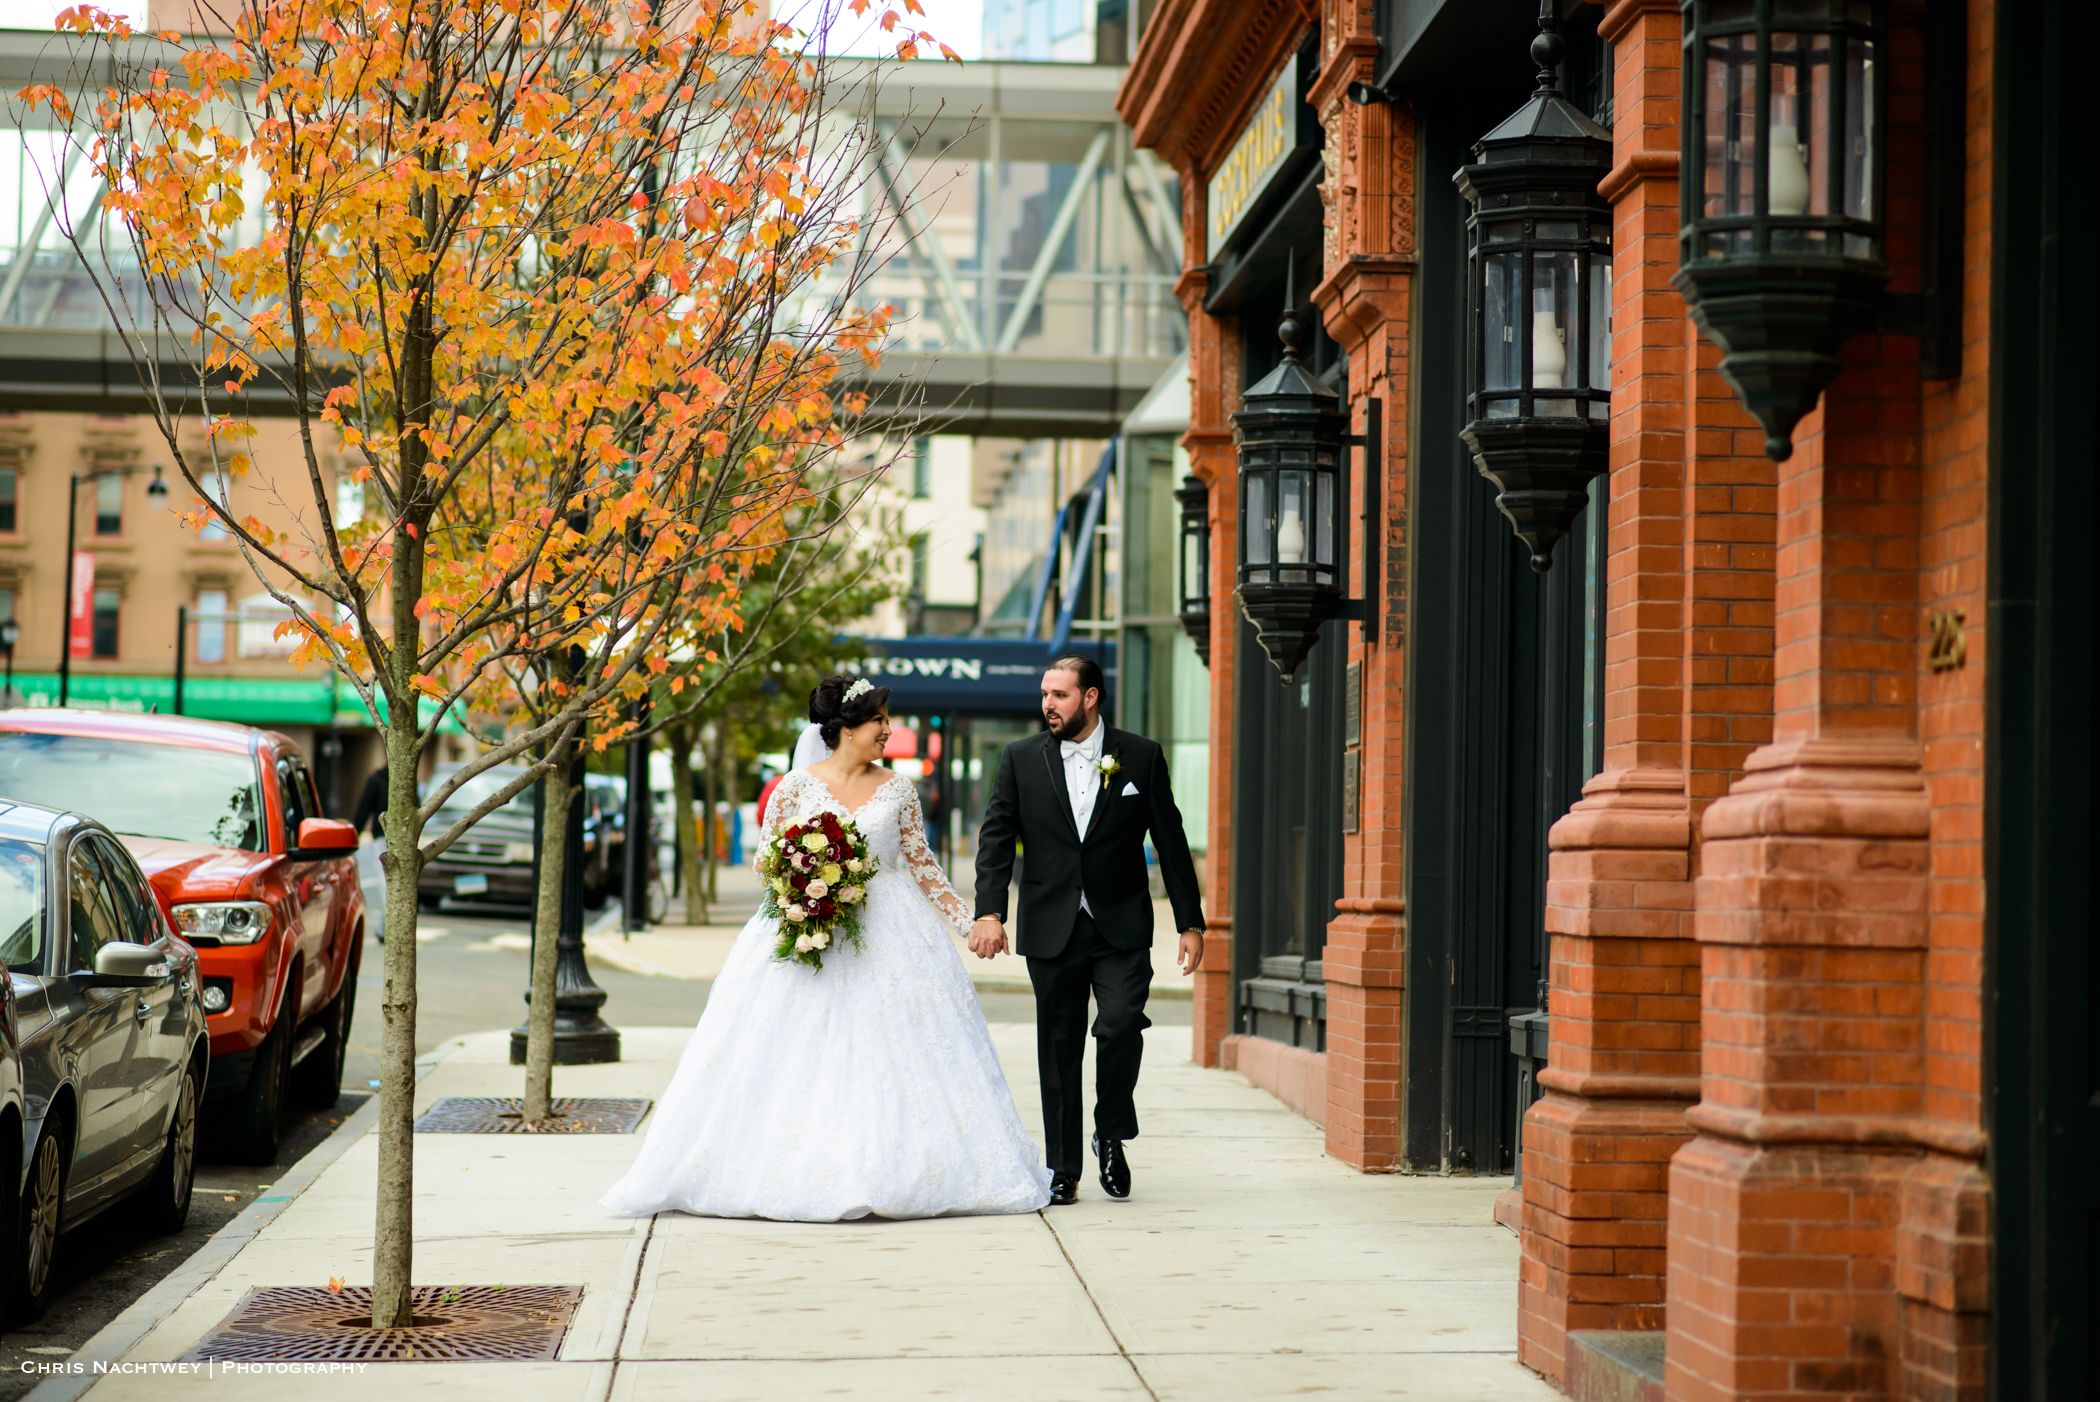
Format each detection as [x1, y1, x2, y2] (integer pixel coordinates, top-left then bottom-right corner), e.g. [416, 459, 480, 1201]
[843, 678, 874, 703]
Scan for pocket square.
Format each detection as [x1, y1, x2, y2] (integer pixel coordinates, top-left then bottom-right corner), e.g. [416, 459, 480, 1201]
[1120, 781, 1139, 796]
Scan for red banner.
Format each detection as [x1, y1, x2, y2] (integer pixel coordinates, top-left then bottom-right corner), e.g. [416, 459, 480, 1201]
[68, 552, 94, 659]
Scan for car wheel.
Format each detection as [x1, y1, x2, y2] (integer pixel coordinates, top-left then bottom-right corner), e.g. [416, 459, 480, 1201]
[227, 983, 295, 1165]
[293, 956, 357, 1110]
[137, 1056, 200, 1234]
[9, 1121, 67, 1324]
[417, 892, 444, 912]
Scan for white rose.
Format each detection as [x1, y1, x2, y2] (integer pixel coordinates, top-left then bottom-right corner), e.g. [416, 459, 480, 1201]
[839, 885, 860, 903]
[785, 904, 806, 922]
[846, 858, 864, 872]
[812, 931, 831, 950]
[806, 880, 829, 899]
[794, 933, 815, 953]
[801, 832, 829, 852]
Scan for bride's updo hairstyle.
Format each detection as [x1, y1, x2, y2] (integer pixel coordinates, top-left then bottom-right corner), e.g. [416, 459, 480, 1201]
[809, 674, 892, 749]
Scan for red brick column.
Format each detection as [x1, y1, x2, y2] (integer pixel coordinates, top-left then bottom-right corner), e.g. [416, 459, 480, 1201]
[1663, 13, 1989, 1395]
[1178, 251, 1239, 1069]
[1310, 2, 1412, 1172]
[1519, 2, 1702, 1380]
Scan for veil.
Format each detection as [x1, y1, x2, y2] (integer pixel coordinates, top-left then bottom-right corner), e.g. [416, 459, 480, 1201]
[790, 721, 832, 772]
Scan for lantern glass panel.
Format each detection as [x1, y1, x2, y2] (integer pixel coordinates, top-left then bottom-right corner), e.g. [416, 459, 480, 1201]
[1532, 251, 1580, 412]
[1588, 254, 1613, 417]
[1842, 34, 1875, 253]
[1485, 250, 1521, 411]
[1702, 32, 1757, 234]
[1276, 471, 1308, 567]
[1245, 471, 1270, 581]
[1182, 529, 1205, 607]
[1315, 468, 1335, 568]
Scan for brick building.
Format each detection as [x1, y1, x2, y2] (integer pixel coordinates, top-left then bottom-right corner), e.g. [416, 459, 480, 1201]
[1118, 0, 2091, 1397]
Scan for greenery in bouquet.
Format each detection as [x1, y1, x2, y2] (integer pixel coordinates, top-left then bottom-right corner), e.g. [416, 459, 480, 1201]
[759, 812, 877, 969]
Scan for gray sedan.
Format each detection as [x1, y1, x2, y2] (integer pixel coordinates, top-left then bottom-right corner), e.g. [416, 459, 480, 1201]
[0, 803, 208, 1323]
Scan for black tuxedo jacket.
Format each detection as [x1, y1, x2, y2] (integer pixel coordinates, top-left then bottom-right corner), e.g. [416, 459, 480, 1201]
[973, 725, 1205, 959]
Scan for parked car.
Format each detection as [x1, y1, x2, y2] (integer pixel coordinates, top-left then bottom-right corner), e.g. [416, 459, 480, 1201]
[0, 712, 364, 1164]
[417, 764, 538, 910]
[0, 802, 207, 1322]
[419, 765, 624, 911]
[0, 939, 23, 1323]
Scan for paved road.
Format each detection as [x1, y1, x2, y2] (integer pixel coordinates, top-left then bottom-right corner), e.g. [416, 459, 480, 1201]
[2, 842, 1185, 1389]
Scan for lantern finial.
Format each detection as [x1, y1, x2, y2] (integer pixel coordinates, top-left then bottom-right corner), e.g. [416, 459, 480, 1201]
[1529, 0, 1564, 95]
[1276, 262, 1303, 363]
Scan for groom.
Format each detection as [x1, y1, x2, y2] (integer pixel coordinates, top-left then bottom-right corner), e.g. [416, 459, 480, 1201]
[968, 653, 1206, 1205]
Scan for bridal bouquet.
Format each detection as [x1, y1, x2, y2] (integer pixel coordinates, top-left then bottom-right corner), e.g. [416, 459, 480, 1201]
[758, 811, 876, 969]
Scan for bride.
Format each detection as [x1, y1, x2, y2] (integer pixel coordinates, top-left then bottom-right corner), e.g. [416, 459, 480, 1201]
[602, 675, 1052, 1221]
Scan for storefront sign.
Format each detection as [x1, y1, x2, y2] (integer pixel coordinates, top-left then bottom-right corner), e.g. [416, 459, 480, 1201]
[835, 636, 1115, 717]
[1207, 63, 1302, 256]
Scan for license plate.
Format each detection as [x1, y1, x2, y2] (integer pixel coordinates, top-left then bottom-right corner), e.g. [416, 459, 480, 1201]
[453, 873, 489, 896]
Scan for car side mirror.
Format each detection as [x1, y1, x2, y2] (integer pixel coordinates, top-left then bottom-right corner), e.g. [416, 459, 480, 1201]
[291, 818, 359, 860]
[72, 940, 169, 988]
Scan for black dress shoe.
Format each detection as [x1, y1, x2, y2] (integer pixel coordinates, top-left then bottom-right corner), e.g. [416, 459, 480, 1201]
[1093, 1136, 1131, 1200]
[1048, 1173, 1079, 1206]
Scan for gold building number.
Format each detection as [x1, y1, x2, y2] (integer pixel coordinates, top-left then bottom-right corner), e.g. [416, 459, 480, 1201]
[1927, 608, 1967, 673]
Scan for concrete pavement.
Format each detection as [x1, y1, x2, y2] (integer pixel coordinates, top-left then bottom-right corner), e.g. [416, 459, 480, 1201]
[37, 1026, 1553, 1402]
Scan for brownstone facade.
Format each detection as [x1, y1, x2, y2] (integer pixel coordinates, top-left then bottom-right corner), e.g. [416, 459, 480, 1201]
[1119, 0, 2094, 1397]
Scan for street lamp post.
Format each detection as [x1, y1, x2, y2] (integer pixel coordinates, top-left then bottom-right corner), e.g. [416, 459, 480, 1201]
[0, 618, 20, 707]
[511, 644, 620, 1065]
[59, 464, 168, 705]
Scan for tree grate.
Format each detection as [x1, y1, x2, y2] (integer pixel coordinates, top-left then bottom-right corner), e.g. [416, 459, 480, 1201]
[411, 1097, 653, 1133]
[182, 1285, 584, 1362]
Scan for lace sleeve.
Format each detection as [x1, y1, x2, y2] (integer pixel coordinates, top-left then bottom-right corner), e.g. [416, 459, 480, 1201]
[754, 771, 806, 870]
[895, 782, 973, 936]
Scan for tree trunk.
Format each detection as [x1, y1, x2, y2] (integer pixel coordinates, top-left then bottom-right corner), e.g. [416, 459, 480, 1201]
[522, 737, 573, 1125]
[371, 710, 425, 1327]
[670, 719, 705, 926]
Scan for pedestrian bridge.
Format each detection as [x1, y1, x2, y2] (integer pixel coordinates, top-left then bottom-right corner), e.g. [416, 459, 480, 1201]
[0, 38, 1180, 440]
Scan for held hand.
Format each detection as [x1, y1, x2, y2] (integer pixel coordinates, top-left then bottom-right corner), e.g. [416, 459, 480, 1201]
[967, 916, 1008, 960]
[1178, 930, 1204, 976]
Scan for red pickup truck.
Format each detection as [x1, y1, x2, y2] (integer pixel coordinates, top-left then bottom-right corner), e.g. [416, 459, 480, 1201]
[0, 711, 364, 1163]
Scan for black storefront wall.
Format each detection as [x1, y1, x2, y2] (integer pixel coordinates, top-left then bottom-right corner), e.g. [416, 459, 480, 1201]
[1399, 57, 1602, 1176]
[1232, 611, 1347, 1050]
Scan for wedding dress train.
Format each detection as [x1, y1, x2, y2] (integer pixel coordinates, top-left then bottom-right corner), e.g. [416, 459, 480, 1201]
[601, 769, 1052, 1222]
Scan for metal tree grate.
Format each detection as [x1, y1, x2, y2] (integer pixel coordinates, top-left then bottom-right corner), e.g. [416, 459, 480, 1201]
[183, 1285, 584, 1362]
[412, 1097, 652, 1133]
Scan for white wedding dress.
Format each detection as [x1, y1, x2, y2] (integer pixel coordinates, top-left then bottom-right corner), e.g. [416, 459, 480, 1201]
[601, 769, 1052, 1221]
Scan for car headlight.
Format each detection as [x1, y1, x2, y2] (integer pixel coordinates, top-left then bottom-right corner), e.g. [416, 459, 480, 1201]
[170, 901, 274, 946]
[504, 841, 536, 864]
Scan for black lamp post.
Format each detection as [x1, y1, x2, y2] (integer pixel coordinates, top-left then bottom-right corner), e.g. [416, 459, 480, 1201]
[59, 463, 168, 705]
[1231, 301, 1350, 682]
[0, 618, 19, 706]
[1174, 474, 1211, 666]
[1454, 2, 1614, 572]
[1674, 0, 1887, 460]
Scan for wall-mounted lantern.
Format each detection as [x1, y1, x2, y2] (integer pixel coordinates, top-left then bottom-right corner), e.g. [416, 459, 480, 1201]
[1175, 474, 1212, 666]
[1231, 304, 1351, 682]
[1674, 0, 1888, 460]
[1454, 2, 1614, 572]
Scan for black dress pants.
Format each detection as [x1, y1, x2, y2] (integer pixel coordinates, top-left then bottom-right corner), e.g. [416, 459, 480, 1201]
[1029, 910, 1152, 1179]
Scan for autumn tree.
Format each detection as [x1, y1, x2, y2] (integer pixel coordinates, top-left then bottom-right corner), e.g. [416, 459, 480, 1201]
[27, 0, 953, 1326]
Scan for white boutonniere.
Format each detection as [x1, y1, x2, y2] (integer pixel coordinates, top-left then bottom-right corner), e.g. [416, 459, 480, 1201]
[1096, 752, 1121, 789]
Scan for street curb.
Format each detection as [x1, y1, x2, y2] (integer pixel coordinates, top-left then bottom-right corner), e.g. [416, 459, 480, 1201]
[23, 1041, 468, 1402]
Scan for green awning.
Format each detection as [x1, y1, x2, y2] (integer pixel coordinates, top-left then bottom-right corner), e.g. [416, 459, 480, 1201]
[3, 672, 465, 732]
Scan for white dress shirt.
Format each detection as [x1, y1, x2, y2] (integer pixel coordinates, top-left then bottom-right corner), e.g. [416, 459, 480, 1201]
[1059, 721, 1104, 914]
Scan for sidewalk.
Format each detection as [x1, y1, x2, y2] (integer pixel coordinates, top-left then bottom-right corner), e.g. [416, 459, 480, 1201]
[587, 864, 1196, 998]
[47, 1028, 1553, 1402]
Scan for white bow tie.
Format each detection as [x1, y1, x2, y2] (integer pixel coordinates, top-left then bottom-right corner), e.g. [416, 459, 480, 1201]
[1060, 741, 1093, 761]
